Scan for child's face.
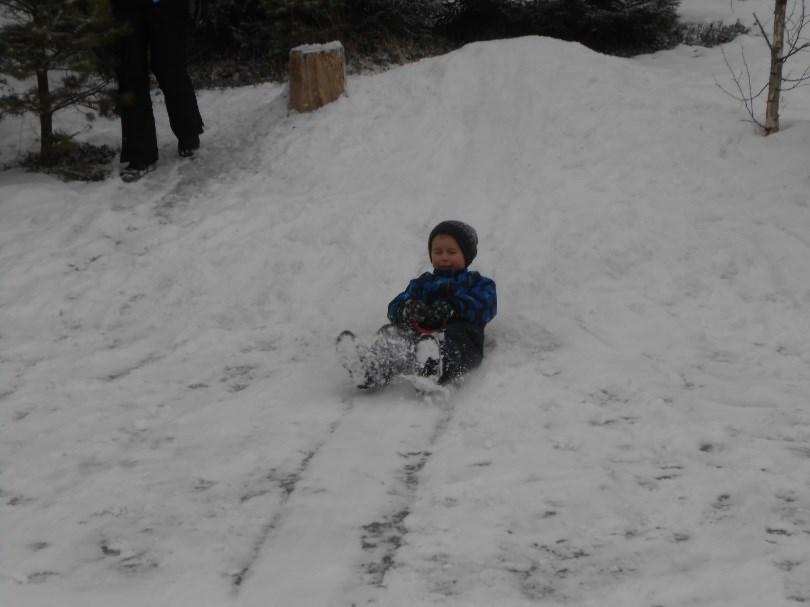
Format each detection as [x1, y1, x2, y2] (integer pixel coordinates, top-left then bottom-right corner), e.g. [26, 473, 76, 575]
[430, 234, 466, 271]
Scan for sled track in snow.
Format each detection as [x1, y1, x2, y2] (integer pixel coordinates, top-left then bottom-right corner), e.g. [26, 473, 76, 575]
[229, 385, 460, 604]
[358, 398, 456, 591]
[229, 397, 355, 592]
[360, 450, 431, 587]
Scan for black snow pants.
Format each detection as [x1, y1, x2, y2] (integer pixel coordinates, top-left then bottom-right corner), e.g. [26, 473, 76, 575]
[379, 320, 484, 385]
[439, 321, 485, 383]
[112, 0, 203, 165]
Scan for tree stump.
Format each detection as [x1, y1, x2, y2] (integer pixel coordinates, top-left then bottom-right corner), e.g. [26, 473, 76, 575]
[288, 41, 346, 113]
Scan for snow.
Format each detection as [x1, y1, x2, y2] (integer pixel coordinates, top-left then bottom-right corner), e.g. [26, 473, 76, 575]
[3, 1, 810, 606]
[292, 41, 345, 55]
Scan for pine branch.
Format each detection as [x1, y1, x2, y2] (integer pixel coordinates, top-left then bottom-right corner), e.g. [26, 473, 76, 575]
[50, 84, 107, 113]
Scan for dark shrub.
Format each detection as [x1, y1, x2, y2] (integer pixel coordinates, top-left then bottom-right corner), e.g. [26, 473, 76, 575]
[439, 0, 681, 55]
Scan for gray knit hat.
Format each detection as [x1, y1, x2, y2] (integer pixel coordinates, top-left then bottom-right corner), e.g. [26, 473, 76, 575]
[428, 220, 478, 267]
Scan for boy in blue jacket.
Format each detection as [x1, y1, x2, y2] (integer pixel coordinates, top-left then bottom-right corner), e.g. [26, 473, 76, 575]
[338, 220, 497, 389]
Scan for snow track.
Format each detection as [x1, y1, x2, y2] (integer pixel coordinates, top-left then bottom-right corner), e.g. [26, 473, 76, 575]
[236, 391, 455, 605]
[229, 404, 342, 590]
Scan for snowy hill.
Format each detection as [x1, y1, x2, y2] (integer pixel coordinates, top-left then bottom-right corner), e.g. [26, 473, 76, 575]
[3, 6, 810, 607]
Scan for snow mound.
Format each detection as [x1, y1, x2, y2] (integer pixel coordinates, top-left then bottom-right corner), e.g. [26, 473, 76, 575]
[3, 31, 810, 607]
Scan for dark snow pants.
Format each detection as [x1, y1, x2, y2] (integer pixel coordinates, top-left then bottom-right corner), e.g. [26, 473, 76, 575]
[379, 321, 484, 385]
[112, 0, 203, 165]
[439, 321, 485, 383]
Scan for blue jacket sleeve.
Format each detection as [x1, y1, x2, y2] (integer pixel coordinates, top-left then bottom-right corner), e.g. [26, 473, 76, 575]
[451, 273, 497, 325]
[387, 274, 429, 323]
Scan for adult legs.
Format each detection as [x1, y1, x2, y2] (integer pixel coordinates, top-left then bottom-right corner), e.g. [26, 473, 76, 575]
[148, 0, 204, 146]
[113, 0, 158, 166]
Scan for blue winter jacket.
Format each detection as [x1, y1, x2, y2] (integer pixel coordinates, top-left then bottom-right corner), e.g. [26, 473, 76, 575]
[387, 269, 497, 327]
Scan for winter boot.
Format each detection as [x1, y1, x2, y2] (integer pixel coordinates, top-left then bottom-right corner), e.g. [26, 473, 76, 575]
[336, 330, 373, 389]
[178, 134, 200, 158]
[372, 324, 421, 375]
[120, 160, 156, 182]
[415, 333, 443, 381]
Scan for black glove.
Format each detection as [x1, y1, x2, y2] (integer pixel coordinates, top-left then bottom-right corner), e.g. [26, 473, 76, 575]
[421, 301, 455, 329]
[400, 300, 428, 325]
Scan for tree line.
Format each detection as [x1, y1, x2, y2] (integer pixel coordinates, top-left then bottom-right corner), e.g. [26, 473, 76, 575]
[14, 0, 810, 180]
[192, 0, 681, 74]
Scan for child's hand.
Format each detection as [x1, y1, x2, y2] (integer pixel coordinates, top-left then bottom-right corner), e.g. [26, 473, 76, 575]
[400, 300, 429, 324]
[421, 301, 455, 329]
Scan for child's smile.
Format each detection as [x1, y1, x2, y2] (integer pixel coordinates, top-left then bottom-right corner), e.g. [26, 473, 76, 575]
[430, 234, 466, 271]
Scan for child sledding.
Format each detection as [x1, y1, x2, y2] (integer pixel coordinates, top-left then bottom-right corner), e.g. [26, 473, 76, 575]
[337, 220, 497, 391]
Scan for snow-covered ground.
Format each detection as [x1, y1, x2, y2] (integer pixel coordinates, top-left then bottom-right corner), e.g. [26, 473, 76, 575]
[3, 2, 810, 606]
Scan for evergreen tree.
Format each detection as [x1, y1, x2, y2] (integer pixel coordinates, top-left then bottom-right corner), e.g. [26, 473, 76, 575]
[0, 0, 120, 160]
[261, 0, 347, 57]
[440, 0, 680, 54]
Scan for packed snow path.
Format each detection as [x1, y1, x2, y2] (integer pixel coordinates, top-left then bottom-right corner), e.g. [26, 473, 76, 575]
[3, 30, 810, 607]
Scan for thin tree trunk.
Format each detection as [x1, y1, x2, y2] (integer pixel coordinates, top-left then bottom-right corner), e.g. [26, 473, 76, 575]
[36, 69, 54, 158]
[765, 0, 788, 134]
